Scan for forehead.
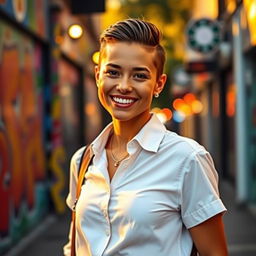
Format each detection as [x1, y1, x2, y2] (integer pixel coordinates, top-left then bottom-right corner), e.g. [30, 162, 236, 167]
[100, 42, 157, 71]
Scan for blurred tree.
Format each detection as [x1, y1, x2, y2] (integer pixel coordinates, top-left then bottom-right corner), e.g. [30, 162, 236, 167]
[101, 0, 194, 108]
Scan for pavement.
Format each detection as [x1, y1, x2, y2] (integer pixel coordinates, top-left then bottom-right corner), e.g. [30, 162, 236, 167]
[220, 181, 256, 256]
[3, 180, 256, 256]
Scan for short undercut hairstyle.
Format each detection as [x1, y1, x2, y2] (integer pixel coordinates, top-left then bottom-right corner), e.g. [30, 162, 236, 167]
[99, 18, 166, 78]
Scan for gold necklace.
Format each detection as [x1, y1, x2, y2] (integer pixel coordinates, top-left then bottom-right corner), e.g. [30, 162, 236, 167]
[110, 135, 129, 167]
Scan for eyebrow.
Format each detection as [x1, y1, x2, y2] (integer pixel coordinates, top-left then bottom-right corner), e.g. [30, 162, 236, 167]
[106, 63, 151, 73]
[106, 63, 121, 69]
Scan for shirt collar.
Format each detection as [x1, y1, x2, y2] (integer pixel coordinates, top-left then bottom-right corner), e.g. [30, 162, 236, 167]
[91, 113, 166, 155]
[130, 113, 166, 153]
[91, 123, 113, 155]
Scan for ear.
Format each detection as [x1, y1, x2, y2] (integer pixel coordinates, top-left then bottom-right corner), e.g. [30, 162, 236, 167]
[154, 74, 167, 95]
[95, 65, 100, 87]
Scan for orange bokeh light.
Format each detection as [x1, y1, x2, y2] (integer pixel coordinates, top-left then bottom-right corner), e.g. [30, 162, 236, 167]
[191, 100, 203, 114]
[85, 103, 96, 116]
[162, 108, 173, 120]
[184, 93, 196, 104]
[226, 90, 236, 117]
[173, 98, 185, 110]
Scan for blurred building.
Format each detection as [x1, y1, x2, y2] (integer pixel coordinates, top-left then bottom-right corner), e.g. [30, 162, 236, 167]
[0, 0, 104, 254]
[218, 0, 256, 208]
[177, 0, 256, 210]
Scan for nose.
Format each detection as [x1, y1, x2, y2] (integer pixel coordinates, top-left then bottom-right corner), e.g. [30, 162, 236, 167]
[116, 77, 132, 93]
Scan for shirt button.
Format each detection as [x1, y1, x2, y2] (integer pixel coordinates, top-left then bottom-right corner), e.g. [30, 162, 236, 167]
[106, 229, 110, 236]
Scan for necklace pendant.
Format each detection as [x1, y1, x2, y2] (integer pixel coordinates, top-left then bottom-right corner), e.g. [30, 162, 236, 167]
[114, 161, 119, 167]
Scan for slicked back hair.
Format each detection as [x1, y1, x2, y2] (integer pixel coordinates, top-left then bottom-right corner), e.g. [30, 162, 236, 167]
[99, 18, 166, 78]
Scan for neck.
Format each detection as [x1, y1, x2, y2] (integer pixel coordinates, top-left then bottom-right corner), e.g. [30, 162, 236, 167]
[111, 111, 151, 144]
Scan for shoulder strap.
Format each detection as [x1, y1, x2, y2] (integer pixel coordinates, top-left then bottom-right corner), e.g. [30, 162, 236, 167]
[71, 144, 94, 256]
[77, 146, 88, 177]
[76, 144, 94, 199]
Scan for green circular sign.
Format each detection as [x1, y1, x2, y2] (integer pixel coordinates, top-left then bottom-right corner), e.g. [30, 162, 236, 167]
[187, 18, 222, 53]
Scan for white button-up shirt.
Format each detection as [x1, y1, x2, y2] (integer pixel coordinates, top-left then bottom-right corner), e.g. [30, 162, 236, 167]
[64, 114, 226, 256]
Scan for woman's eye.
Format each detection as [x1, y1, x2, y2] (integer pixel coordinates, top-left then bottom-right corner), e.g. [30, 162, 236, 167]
[106, 70, 119, 77]
[134, 73, 148, 80]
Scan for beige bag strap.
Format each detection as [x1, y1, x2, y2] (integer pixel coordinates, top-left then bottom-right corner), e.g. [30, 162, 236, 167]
[71, 145, 94, 256]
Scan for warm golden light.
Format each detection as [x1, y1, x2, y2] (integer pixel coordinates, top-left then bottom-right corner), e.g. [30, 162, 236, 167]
[68, 24, 83, 39]
[173, 98, 185, 110]
[227, 0, 236, 14]
[180, 104, 192, 116]
[151, 107, 161, 113]
[151, 108, 172, 123]
[248, 2, 256, 20]
[85, 103, 96, 116]
[226, 88, 236, 117]
[191, 100, 203, 114]
[162, 108, 173, 121]
[107, 0, 121, 10]
[92, 51, 100, 64]
[184, 93, 196, 104]
[244, 0, 256, 45]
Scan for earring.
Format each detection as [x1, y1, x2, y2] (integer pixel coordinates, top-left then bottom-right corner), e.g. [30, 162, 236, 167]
[154, 93, 159, 98]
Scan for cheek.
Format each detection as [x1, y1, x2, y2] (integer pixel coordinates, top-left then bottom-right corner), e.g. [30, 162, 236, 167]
[97, 86, 105, 104]
[97, 83, 110, 107]
[138, 85, 154, 100]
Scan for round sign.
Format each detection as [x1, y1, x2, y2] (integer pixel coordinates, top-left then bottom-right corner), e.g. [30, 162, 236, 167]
[186, 18, 222, 54]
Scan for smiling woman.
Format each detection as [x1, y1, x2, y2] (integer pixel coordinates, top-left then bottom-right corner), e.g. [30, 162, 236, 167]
[64, 18, 228, 256]
[95, 41, 166, 123]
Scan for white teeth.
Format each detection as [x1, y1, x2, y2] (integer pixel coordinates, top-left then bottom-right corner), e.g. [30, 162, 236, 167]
[113, 97, 135, 104]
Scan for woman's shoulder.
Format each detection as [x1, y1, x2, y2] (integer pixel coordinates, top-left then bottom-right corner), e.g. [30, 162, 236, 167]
[162, 130, 207, 157]
[70, 146, 87, 169]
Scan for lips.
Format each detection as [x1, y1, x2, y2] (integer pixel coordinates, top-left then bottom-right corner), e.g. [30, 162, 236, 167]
[110, 95, 138, 108]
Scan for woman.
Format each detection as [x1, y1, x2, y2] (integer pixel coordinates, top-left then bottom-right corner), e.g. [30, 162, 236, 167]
[64, 18, 228, 256]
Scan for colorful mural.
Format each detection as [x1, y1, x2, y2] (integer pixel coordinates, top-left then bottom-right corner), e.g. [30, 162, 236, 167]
[48, 56, 83, 214]
[0, 21, 48, 254]
[0, 0, 48, 39]
[48, 48, 67, 214]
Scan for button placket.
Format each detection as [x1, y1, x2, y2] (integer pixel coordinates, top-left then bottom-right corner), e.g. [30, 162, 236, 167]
[101, 184, 110, 216]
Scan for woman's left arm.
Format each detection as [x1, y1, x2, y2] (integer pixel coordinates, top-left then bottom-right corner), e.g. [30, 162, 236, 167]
[189, 213, 228, 256]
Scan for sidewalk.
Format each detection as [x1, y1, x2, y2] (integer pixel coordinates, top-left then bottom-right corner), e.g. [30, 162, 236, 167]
[3, 213, 71, 256]
[3, 181, 256, 256]
[220, 181, 256, 256]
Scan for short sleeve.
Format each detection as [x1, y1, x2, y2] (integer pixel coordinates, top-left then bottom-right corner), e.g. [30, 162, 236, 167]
[180, 150, 226, 229]
[66, 146, 86, 210]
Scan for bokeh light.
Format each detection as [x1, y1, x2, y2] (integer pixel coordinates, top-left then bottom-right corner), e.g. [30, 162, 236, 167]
[162, 108, 173, 121]
[173, 98, 185, 110]
[191, 100, 203, 114]
[92, 51, 100, 64]
[173, 111, 186, 123]
[68, 24, 83, 39]
[184, 93, 196, 104]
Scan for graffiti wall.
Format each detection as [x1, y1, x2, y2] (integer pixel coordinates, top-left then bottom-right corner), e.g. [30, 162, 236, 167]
[0, 20, 48, 254]
[48, 47, 67, 214]
[0, 0, 48, 39]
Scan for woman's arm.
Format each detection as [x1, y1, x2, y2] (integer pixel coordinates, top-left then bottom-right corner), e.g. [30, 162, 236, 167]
[63, 220, 73, 256]
[189, 213, 228, 256]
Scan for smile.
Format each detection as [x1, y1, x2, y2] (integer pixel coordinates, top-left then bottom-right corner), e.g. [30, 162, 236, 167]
[111, 96, 137, 107]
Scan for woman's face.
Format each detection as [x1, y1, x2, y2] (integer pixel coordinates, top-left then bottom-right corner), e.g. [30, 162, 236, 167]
[95, 42, 166, 122]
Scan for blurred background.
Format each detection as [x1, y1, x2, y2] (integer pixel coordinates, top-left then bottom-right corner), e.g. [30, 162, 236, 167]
[0, 0, 256, 255]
